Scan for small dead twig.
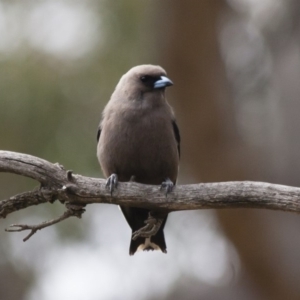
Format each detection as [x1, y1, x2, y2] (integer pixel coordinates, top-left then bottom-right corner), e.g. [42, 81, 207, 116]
[132, 217, 163, 240]
[5, 203, 85, 242]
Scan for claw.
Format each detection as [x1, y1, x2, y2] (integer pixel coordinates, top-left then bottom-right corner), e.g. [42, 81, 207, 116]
[106, 173, 118, 196]
[160, 177, 174, 197]
[129, 175, 136, 182]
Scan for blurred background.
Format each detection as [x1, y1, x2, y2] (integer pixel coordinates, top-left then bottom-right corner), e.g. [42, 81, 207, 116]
[0, 0, 300, 299]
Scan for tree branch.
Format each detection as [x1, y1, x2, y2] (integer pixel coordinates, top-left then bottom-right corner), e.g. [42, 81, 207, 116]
[0, 150, 300, 240]
[5, 203, 85, 241]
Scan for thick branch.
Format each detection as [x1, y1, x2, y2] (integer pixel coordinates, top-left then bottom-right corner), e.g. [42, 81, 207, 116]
[0, 150, 300, 217]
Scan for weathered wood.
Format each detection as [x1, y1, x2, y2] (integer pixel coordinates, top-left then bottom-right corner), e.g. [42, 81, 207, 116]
[0, 150, 300, 217]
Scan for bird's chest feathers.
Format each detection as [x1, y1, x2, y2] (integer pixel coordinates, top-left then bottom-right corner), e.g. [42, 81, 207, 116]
[104, 105, 174, 175]
[113, 106, 168, 152]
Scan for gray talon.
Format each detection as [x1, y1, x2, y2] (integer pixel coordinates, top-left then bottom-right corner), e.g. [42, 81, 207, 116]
[160, 178, 174, 196]
[106, 173, 118, 195]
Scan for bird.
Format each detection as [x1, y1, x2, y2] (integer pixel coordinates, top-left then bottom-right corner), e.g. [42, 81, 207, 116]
[97, 65, 180, 255]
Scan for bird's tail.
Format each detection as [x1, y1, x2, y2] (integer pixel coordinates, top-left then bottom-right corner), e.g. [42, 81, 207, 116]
[129, 226, 167, 255]
[119, 206, 168, 255]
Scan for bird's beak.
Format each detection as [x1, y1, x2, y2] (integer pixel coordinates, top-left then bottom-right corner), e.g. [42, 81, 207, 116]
[153, 76, 174, 89]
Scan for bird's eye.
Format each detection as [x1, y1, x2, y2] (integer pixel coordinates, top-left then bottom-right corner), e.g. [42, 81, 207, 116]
[140, 75, 152, 83]
[140, 75, 161, 86]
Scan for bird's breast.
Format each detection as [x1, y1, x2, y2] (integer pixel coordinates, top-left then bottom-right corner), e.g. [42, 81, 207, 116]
[98, 107, 178, 184]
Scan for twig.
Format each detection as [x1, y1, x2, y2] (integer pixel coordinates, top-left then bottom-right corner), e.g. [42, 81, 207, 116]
[5, 203, 85, 241]
[132, 217, 163, 240]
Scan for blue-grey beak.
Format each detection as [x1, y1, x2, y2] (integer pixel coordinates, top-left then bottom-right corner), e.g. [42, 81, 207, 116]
[153, 76, 173, 89]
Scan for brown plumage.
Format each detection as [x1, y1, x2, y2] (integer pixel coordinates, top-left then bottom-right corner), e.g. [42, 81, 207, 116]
[97, 65, 180, 255]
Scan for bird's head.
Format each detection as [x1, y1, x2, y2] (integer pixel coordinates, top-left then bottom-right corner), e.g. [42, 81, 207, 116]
[115, 65, 173, 100]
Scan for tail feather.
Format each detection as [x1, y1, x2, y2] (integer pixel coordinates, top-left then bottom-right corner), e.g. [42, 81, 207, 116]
[120, 206, 168, 255]
[130, 227, 167, 255]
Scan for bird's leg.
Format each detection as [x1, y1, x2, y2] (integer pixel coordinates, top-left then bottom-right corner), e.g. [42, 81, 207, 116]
[132, 212, 164, 241]
[160, 177, 174, 196]
[129, 175, 136, 182]
[105, 173, 118, 196]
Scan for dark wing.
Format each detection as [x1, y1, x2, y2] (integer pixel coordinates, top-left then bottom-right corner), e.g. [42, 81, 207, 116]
[172, 120, 181, 158]
[97, 126, 101, 142]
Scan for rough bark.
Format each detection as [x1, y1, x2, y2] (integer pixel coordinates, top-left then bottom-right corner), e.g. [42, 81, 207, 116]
[1, 151, 300, 218]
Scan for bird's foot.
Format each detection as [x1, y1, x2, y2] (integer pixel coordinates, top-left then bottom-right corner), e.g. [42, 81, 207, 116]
[106, 173, 118, 196]
[132, 214, 163, 241]
[160, 177, 174, 197]
[129, 175, 136, 182]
